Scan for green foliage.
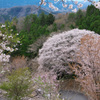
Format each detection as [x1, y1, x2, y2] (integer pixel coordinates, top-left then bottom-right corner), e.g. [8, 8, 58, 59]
[1, 13, 55, 58]
[46, 13, 55, 25]
[0, 67, 33, 100]
[39, 12, 55, 26]
[70, 24, 75, 29]
[23, 14, 39, 32]
[11, 30, 33, 57]
[39, 12, 46, 26]
[52, 23, 57, 32]
[12, 24, 49, 58]
[76, 9, 84, 20]
[10, 13, 55, 58]
[68, 9, 85, 29]
[0, 21, 20, 56]
[68, 12, 76, 21]
[86, 5, 100, 16]
[60, 24, 65, 30]
[67, 5, 100, 34]
[90, 20, 100, 34]
[77, 5, 100, 34]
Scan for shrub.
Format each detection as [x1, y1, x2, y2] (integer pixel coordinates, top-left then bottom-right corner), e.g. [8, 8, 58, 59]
[52, 23, 57, 32]
[60, 24, 65, 30]
[0, 67, 33, 100]
[69, 24, 75, 29]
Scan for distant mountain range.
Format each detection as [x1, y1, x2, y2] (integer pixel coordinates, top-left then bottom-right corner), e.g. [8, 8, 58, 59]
[0, 5, 55, 23]
[0, 0, 92, 23]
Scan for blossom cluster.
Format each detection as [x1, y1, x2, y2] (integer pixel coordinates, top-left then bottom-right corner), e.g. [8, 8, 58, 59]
[38, 29, 98, 77]
[0, 24, 20, 62]
[49, 2, 59, 11]
[40, 0, 100, 12]
[94, 1, 100, 9]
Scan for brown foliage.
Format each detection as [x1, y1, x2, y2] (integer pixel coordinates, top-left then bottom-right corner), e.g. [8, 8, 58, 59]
[70, 34, 100, 100]
[9, 56, 27, 71]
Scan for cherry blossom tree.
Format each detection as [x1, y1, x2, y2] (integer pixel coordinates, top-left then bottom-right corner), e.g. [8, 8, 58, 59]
[0, 23, 20, 63]
[38, 29, 98, 77]
[38, 29, 100, 100]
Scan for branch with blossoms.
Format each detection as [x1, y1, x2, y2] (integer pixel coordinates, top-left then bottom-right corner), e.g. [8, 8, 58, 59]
[39, 0, 100, 12]
[0, 22, 20, 63]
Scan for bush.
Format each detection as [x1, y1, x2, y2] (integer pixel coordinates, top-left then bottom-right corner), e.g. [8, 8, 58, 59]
[52, 23, 57, 32]
[69, 24, 75, 29]
[0, 67, 33, 100]
[60, 24, 65, 30]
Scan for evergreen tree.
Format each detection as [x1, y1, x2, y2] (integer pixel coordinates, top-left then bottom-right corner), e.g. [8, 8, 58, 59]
[46, 13, 55, 25]
[39, 12, 46, 26]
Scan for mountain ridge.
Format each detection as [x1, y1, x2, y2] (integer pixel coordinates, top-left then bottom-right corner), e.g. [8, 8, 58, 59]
[0, 5, 54, 23]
